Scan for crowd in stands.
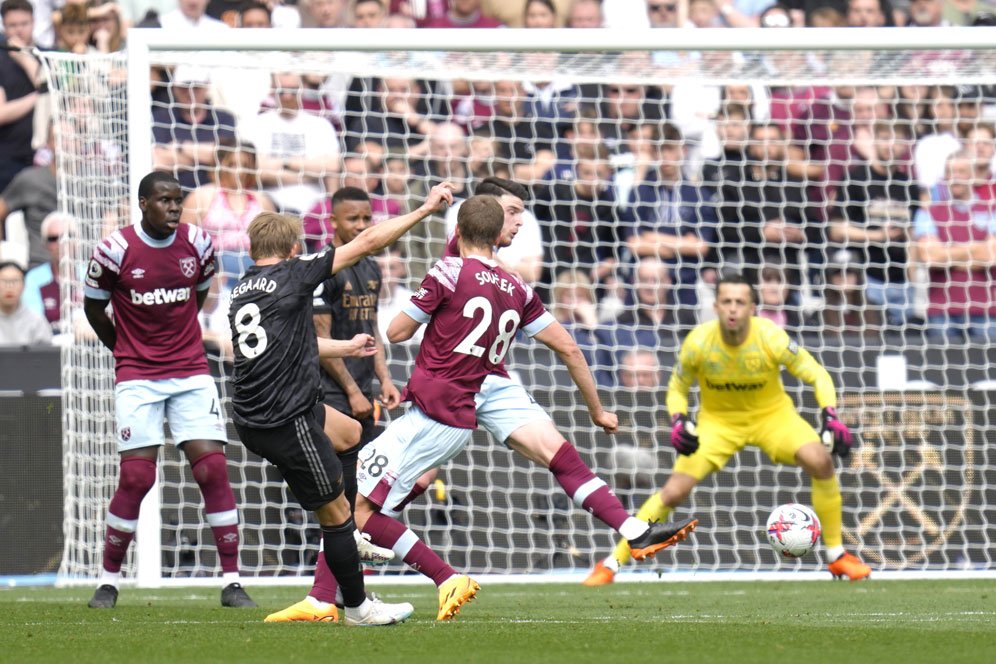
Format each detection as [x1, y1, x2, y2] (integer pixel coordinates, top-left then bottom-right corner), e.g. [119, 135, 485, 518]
[3, 0, 996, 385]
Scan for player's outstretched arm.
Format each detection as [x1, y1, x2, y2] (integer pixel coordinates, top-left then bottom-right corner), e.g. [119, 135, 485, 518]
[317, 334, 377, 359]
[533, 320, 617, 434]
[83, 296, 116, 351]
[386, 311, 421, 344]
[331, 182, 455, 275]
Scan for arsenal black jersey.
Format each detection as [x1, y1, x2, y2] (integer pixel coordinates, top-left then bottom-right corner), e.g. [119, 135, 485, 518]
[229, 246, 335, 428]
[312, 256, 381, 412]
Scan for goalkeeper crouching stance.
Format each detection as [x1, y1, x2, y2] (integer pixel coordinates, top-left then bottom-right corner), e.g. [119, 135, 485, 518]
[584, 272, 871, 585]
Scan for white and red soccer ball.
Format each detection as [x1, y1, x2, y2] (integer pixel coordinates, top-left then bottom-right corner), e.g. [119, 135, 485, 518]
[766, 503, 821, 558]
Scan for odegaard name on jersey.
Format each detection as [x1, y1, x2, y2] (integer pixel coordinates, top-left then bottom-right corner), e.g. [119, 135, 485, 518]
[231, 276, 278, 298]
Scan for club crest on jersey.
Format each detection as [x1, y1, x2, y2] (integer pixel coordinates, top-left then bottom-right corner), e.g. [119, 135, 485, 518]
[367, 280, 378, 291]
[87, 260, 103, 279]
[744, 354, 761, 372]
[179, 257, 197, 278]
[120, 427, 131, 441]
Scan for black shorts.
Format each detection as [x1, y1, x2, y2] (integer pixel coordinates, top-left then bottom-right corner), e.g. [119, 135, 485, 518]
[234, 403, 344, 511]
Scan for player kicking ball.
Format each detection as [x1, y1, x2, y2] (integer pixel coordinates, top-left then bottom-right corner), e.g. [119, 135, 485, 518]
[353, 195, 695, 620]
[584, 272, 871, 586]
[228, 182, 456, 625]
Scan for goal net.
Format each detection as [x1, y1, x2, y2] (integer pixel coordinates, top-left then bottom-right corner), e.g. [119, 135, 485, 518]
[47, 27, 996, 585]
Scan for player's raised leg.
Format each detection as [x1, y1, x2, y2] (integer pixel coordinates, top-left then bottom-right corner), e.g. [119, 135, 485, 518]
[584, 472, 699, 586]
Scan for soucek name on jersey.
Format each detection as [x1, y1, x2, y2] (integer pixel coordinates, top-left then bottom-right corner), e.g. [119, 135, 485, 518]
[312, 254, 380, 411]
[228, 245, 336, 428]
[84, 222, 215, 383]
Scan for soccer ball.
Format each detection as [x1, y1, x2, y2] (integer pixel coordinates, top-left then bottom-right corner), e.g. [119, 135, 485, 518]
[766, 503, 821, 558]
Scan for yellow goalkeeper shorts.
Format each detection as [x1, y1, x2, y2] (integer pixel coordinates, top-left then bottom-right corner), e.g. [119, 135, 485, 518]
[672, 406, 820, 480]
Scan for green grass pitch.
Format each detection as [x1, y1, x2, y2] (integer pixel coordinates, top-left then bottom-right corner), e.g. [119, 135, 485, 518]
[2, 579, 994, 664]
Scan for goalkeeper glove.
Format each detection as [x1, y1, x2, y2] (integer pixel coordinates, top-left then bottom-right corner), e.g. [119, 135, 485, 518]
[670, 413, 699, 456]
[820, 407, 854, 457]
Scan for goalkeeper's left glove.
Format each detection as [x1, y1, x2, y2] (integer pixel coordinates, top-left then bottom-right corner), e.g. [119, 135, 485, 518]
[820, 407, 854, 457]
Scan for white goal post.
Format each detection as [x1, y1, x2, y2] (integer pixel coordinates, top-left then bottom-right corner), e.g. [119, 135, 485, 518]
[46, 27, 996, 587]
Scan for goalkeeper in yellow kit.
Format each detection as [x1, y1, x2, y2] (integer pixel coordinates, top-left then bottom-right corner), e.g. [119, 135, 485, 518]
[584, 273, 871, 584]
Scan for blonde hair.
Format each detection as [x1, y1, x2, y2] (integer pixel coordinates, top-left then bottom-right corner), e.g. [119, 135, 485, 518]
[550, 269, 596, 324]
[247, 212, 302, 261]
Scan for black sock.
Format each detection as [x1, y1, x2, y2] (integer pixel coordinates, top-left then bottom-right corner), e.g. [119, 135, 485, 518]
[321, 518, 366, 608]
[337, 446, 361, 512]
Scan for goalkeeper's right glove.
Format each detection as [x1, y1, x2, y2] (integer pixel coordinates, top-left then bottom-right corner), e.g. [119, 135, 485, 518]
[670, 413, 699, 456]
[820, 407, 854, 457]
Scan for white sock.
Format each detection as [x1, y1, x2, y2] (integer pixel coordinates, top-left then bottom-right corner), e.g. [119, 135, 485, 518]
[603, 556, 620, 572]
[306, 595, 333, 611]
[344, 597, 372, 621]
[222, 572, 240, 585]
[618, 517, 648, 540]
[97, 571, 121, 587]
[826, 545, 845, 562]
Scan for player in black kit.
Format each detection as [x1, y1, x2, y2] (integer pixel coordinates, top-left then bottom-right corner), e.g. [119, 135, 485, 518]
[229, 182, 455, 625]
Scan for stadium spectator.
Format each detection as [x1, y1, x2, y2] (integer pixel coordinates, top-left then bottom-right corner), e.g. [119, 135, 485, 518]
[522, 0, 559, 27]
[22, 211, 73, 334]
[565, 0, 604, 27]
[344, 76, 440, 155]
[83, 172, 255, 611]
[0, 0, 41, 192]
[299, 0, 348, 27]
[594, 81, 666, 159]
[622, 122, 717, 331]
[847, 0, 888, 26]
[0, 133, 57, 268]
[701, 102, 751, 188]
[208, 4, 274, 127]
[376, 246, 421, 343]
[238, 1, 271, 26]
[965, 123, 996, 198]
[584, 272, 870, 586]
[0, 259, 51, 345]
[87, 2, 127, 53]
[725, 0, 773, 25]
[351, 0, 387, 26]
[240, 71, 340, 215]
[914, 85, 961, 192]
[907, 0, 946, 26]
[598, 257, 680, 375]
[617, 347, 662, 390]
[808, 5, 847, 26]
[160, 0, 230, 30]
[205, 0, 246, 26]
[830, 121, 920, 328]
[152, 65, 238, 193]
[687, 0, 723, 27]
[756, 262, 794, 329]
[914, 150, 996, 342]
[420, 0, 504, 27]
[822, 248, 881, 335]
[180, 140, 276, 287]
[52, 3, 91, 54]
[715, 122, 811, 310]
[533, 142, 627, 301]
[480, 79, 557, 183]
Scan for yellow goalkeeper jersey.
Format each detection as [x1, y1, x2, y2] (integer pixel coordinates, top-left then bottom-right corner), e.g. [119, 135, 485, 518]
[666, 317, 837, 422]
